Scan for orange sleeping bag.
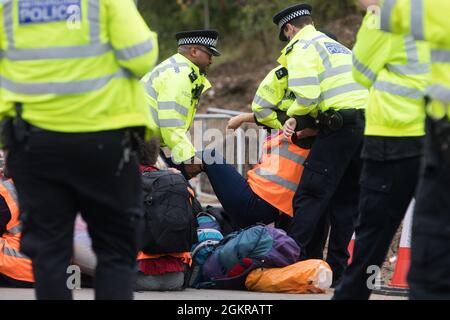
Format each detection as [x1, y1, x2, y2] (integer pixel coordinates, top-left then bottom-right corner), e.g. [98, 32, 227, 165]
[245, 260, 332, 294]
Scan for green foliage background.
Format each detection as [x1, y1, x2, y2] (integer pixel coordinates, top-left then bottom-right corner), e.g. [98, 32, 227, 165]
[138, 0, 361, 63]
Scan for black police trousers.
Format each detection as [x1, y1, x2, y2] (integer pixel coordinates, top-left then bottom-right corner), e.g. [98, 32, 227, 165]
[7, 128, 143, 300]
[333, 156, 421, 299]
[408, 118, 450, 299]
[289, 118, 364, 284]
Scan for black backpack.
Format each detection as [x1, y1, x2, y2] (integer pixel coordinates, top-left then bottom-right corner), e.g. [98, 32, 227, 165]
[140, 170, 200, 254]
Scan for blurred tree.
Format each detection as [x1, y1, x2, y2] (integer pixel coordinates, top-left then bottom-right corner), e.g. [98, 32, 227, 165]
[138, 0, 361, 63]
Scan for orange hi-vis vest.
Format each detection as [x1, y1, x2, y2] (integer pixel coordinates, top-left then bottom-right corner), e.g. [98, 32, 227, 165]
[247, 132, 309, 217]
[0, 179, 33, 282]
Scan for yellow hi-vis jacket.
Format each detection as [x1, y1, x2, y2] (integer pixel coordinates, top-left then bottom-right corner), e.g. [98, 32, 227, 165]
[353, 12, 430, 137]
[141, 53, 211, 164]
[0, 0, 158, 133]
[277, 25, 368, 118]
[0, 179, 33, 283]
[380, 0, 450, 121]
[251, 66, 295, 129]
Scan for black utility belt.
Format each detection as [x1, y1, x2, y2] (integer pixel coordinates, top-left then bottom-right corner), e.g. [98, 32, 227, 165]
[316, 109, 365, 131]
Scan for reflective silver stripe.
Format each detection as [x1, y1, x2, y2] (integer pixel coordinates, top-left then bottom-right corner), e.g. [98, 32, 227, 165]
[318, 64, 352, 82]
[269, 141, 306, 164]
[299, 35, 328, 49]
[374, 80, 423, 99]
[159, 101, 189, 117]
[380, 0, 396, 32]
[431, 49, 450, 63]
[150, 106, 160, 126]
[1, 0, 109, 60]
[0, 68, 130, 95]
[115, 39, 154, 60]
[3, 0, 14, 48]
[2, 180, 18, 203]
[146, 84, 158, 100]
[410, 0, 424, 40]
[159, 119, 185, 128]
[2, 43, 112, 61]
[427, 85, 450, 103]
[405, 36, 419, 63]
[296, 96, 318, 107]
[385, 36, 429, 75]
[385, 63, 429, 75]
[255, 109, 274, 119]
[321, 83, 366, 101]
[170, 58, 180, 73]
[254, 168, 298, 192]
[3, 246, 29, 259]
[88, 0, 101, 44]
[289, 77, 319, 87]
[314, 42, 332, 70]
[150, 107, 185, 128]
[7, 224, 22, 235]
[253, 95, 275, 109]
[353, 55, 377, 82]
[148, 63, 190, 84]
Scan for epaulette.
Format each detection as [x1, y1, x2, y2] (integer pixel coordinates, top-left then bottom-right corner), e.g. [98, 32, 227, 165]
[189, 70, 198, 83]
[285, 40, 299, 55]
[275, 67, 288, 80]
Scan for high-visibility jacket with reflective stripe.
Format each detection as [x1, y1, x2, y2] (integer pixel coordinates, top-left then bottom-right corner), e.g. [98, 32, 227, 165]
[0, 179, 33, 283]
[381, 0, 450, 121]
[141, 53, 211, 163]
[251, 66, 295, 129]
[0, 0, 158, 133]
[353, 12, 430, 137]
[277, 25, 368, 118]
[247, 132, 309, 217]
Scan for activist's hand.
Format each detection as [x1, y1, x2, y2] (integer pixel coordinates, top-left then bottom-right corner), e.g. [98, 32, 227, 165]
[227, 115, 244, 130]
[283, 118, 297, 139]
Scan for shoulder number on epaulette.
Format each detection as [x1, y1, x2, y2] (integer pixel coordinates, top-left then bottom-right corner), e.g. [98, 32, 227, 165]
[189, 70, 198, 83]
[275, 67, 288, 80]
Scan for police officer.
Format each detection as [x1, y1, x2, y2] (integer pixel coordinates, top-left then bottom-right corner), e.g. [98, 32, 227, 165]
[0, 0, 158, 300]
[141, 30, 220, 179]
[333, 8, 430, 299]
[374, 0, 450, 300]
[273, 4, 369, 285]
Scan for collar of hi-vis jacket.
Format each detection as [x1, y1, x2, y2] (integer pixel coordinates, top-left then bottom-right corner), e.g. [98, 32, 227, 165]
[174, 53, 212, 95]
[277, 24, 317, 67]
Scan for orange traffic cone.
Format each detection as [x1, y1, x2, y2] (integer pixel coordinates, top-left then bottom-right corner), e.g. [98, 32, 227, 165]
[389, 199, 414, 288]
[347, 233, 356, 264]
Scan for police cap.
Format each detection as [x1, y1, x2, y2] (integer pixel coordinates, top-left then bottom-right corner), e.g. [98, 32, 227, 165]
[273, 4, 313, 42]
[176, 30, 221, 56]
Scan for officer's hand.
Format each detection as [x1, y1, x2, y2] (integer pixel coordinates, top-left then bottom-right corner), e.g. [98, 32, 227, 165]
[358, 0, 378, 9]
[283, 118, 297, 139]
[296, 128, 319, 139]
[183, 163, 203, 179]
[227, 115, 244, 130]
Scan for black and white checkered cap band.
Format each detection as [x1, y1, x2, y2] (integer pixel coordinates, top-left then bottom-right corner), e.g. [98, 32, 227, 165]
[278, 9, 311, 29]
[178, 36, 218, 47]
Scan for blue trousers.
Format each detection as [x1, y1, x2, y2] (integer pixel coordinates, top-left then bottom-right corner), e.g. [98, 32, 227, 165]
[202, 150, 279, 228]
